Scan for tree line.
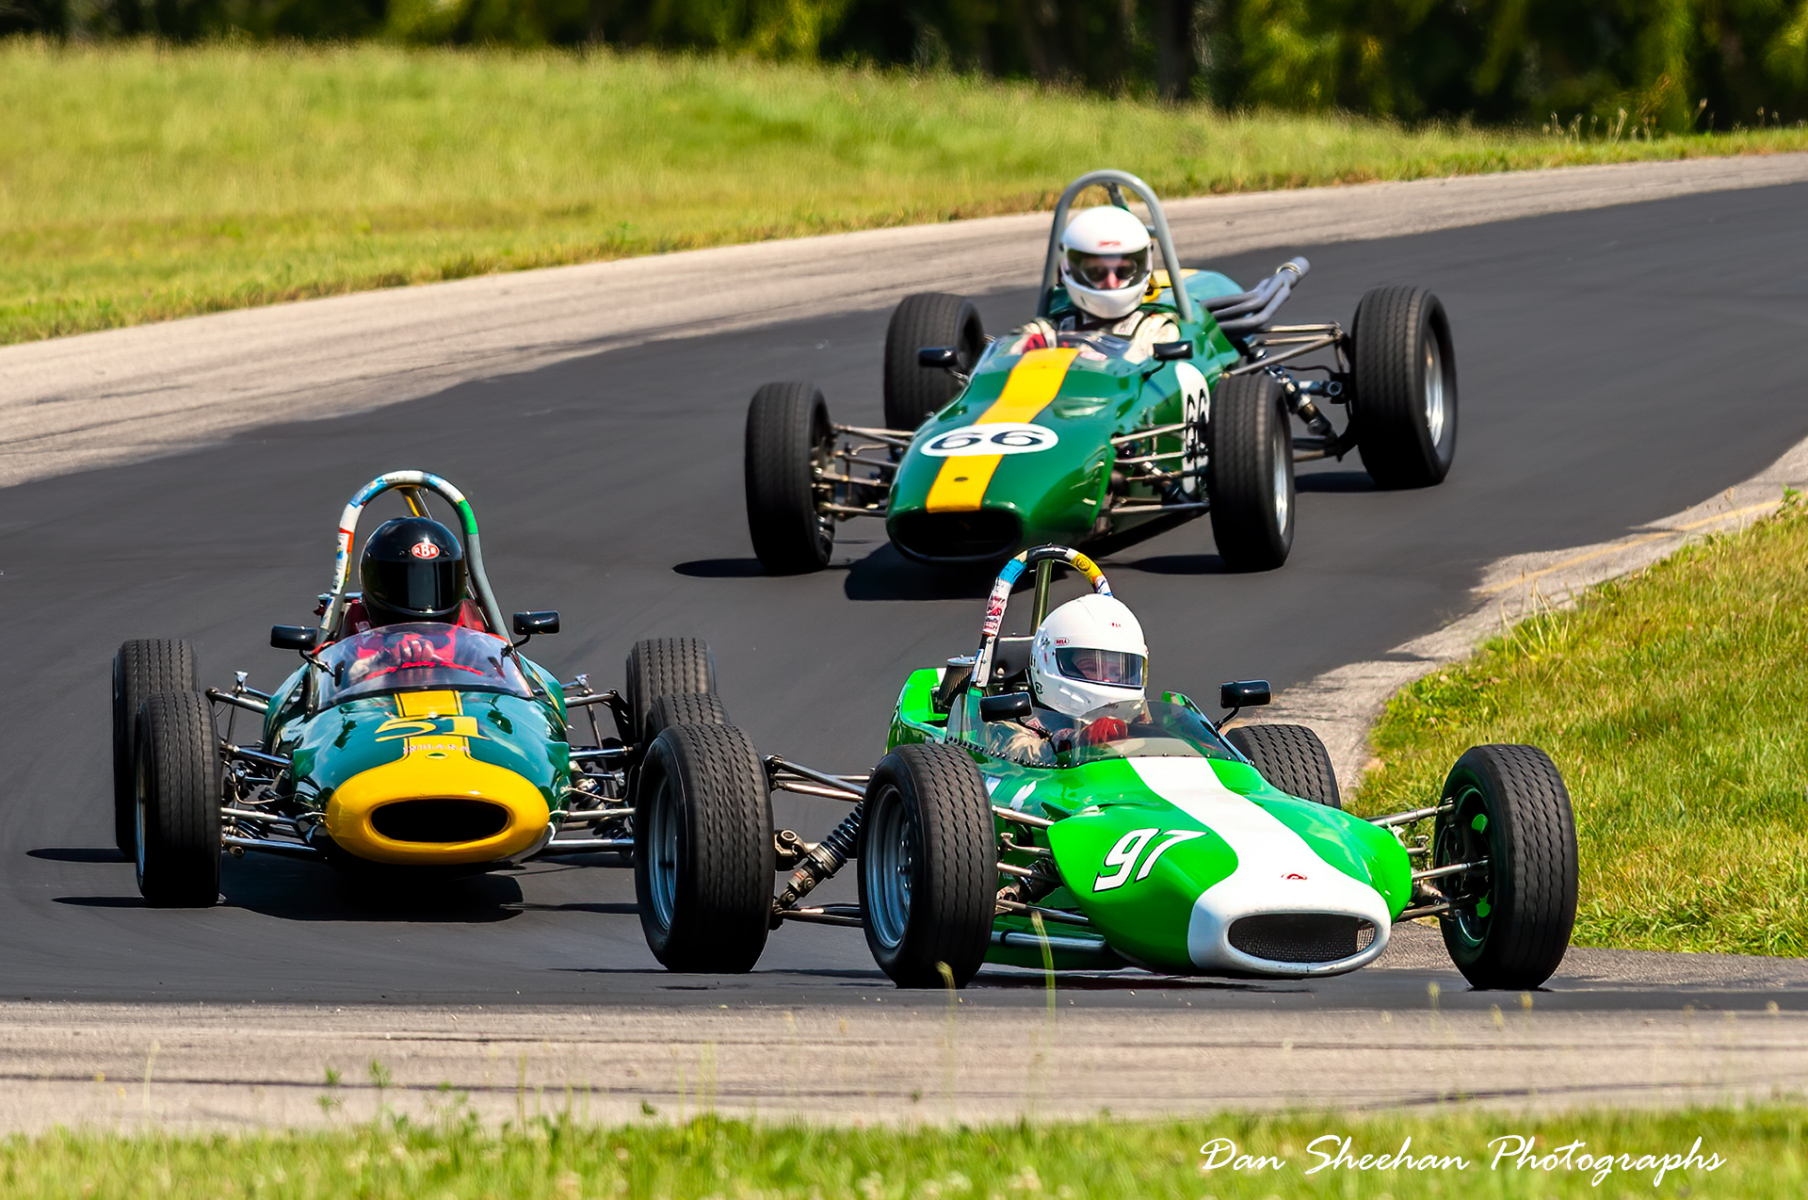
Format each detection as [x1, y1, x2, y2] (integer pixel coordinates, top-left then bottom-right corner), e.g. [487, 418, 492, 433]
[8, 0, 1807, 127]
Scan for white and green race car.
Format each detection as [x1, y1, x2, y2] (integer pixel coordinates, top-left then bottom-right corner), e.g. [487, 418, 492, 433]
[628, 545, 1579, 989]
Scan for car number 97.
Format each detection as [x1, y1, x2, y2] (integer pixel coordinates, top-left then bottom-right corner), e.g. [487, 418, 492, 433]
[921, 423, 1059, 457]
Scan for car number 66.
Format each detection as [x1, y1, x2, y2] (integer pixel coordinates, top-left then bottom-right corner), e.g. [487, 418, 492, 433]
[922, 423, 1059, 457]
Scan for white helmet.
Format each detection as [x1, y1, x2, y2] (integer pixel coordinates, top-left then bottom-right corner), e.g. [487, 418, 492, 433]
[1029, 594, 1148, 719]
[1059, 205, 1154, 320]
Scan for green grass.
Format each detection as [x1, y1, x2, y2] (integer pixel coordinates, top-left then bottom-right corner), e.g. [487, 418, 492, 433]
[5, 40, 1808, 346]
[1360, 498, 1808, 957]
[2, 1108, 1801, 1198]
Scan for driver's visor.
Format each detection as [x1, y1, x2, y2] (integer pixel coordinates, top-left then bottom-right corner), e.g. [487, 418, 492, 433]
[1065, 246, 1151, 291]
[1054, 648, 1144, 688]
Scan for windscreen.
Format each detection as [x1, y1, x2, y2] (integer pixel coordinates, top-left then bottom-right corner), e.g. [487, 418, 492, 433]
[315, 622, 531, 707]
[980, 699, 1236, 768]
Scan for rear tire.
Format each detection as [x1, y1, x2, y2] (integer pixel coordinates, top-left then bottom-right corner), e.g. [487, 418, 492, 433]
[625, 638, 717, 745]
[1435, 744, 1577, 990]
[646, 693, 730, 740]
[633, 724, 775, 973]
[133, 691, 221, 908]
[745, 382, 835, 574]
[1351, 285, 1457, 488]
[112, 640, 197, 858]
[883, 293, 985, 431]
[1225, 724, 1341, 809]
[1207, 372, 1295, 571]
[858, 743, 995, 988]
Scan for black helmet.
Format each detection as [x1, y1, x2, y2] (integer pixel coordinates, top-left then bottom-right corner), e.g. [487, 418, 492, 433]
[358, 517, 468, 626]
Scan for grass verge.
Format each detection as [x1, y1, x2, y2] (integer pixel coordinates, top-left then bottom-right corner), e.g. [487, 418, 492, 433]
[1, 1108, 1799, 1197]
[1360, 497, 1808, 956]
[4, 40, 1808, 346]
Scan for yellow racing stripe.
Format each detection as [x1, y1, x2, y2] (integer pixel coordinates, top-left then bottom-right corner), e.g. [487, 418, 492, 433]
[925, 348, 1078, 513]
[397, 690, 461, 719]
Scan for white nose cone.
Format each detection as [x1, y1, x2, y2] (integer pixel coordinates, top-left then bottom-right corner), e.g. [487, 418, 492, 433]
[1128, 758, 1392, 976]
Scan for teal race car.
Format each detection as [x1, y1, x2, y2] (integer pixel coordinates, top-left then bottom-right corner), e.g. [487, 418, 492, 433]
[634, 545, 1577, 989]
[110, 470, 727, 907]
[742, 169, 1457, 575]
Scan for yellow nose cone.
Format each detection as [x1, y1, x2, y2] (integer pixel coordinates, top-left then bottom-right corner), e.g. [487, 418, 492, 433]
[326, 741, 549, 866]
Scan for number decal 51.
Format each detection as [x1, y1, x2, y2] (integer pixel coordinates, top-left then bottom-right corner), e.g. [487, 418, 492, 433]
[1093, 828, 1207, 892]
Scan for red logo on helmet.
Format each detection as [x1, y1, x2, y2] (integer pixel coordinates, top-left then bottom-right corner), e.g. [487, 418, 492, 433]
[1098, 239, 1121, 247]
[410, 541, 441, 560]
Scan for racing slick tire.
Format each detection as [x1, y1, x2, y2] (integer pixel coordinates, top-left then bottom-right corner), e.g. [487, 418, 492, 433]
[1434, 744, 1577, 990]
[112, 639, 198, 859]
[1225, 724, 1341, 809]
[634, 723, 775, 973]
[133, 690, 222, 908]
[1207, 372, 1295, 571]
[1350, 285, 1457, 489]
[745, 382, 835, 574]
[625, 638, 717, 745]
[858, 742, 995, 989]
[883, 293, 986, 432]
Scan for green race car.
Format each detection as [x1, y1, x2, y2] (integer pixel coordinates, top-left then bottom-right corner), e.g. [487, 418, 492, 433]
[635, 545, 1577, 989]
[110, 470, 727, 908]
[743, 169, 1458, 575]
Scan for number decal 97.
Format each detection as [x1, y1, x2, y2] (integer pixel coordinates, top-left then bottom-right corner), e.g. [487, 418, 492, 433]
[922, 423, 1059, 457]
[1093, 828, 1207, 892]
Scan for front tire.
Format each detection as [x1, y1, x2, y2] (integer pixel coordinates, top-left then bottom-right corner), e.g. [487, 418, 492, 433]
[133, 691, 221, 908]
[1225, 724, 1341, 809]
[633, 724, 775, 973]
[1435, 744, 1577, 990]
[1351, 285, 1458, 488]
[625, 638, 716, 745]
[745, 382, 835, 574]
[858, 743, 996, 988]
[883, 293, 985, 431]
[112, 639, 197, 858]
[1207, 372, 1295, 571]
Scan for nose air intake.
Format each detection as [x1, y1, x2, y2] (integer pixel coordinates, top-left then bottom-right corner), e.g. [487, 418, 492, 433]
[1228, 913, 1377, 964]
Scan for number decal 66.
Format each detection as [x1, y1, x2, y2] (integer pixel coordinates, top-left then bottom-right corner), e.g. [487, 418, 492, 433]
[921, 423, 1059, 457]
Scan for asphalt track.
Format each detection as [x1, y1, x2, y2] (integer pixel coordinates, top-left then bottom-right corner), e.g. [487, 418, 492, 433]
[4, 181, 1808, 1018]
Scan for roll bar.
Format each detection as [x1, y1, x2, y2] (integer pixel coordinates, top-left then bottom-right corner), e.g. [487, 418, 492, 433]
[972, 545, 1113, 689]
[319, 471, 508, 641]
[1036, 170, 1197, 326]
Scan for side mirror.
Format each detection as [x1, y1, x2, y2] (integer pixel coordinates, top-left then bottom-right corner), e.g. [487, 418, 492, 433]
[1152, 340, 1194, 362]
[978, 691, 1033, 722]
[512, 611, 561, 637]
[1219, 679, 1271, 710]
[271, 625, 319, 652]
[917, 346, 960, 369]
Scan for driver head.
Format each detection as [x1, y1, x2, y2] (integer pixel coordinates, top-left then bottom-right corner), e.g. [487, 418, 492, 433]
[359, 516, 467, 627]
[1059, 205, 1154, 321]
[1029, 593, 1148, 719]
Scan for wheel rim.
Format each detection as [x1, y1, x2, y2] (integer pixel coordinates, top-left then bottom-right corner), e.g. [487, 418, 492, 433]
[134, 752, 148, 887]
[1270, 421, 1292, 533]
[809, 412, 836, 561]
[1437, 783, 1492, 948]
[864, 787, 916, 951]
[1422, 336, 1447, 448]
[647, 772, 681, 931]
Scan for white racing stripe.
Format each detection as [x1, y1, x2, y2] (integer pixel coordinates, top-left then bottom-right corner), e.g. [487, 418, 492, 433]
[1126, 758, 1391, 975]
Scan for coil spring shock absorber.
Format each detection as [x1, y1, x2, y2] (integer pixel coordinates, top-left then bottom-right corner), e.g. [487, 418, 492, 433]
[770, 804, 863, 926]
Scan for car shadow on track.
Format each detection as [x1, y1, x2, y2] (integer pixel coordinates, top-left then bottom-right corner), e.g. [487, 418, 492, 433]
[49, 856, 528, 923]
[28, 847, 125, 863]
